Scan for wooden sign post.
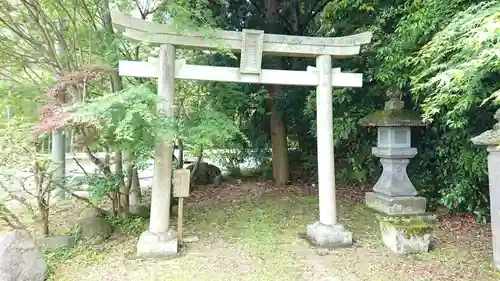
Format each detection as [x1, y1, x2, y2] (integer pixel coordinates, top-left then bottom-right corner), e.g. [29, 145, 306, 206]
[173, 168, 191, 246]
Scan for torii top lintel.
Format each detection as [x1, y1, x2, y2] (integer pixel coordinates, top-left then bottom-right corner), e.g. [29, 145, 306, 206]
[111, 11, 373, 58]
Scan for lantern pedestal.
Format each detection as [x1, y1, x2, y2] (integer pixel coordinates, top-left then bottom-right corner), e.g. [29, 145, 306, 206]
[366, 192, 427, 215]
[365, 147, 427, 215]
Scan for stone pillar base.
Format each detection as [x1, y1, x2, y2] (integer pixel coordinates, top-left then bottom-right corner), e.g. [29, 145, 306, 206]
[306, 221, 352, 248]
[137, 230, 178, 258]
[366, 192, 426, 215]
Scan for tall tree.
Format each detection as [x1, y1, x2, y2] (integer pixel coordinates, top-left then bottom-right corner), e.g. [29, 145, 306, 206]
[264, 0, 289, 185]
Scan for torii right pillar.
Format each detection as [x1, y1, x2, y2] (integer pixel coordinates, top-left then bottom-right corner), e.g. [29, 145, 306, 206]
[471, 108, 500, 270]
[306, 54, 352, 247]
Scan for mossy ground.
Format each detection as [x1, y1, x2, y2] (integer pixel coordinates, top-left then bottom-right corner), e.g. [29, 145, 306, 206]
[4, 180, 499, 281]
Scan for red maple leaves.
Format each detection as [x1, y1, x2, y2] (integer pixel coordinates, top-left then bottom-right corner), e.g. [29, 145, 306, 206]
[33, 64, 116, 136]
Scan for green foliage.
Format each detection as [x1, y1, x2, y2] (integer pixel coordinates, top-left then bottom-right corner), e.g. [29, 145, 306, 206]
[174, 75, 249, 155]
[375, 0, 479, 89]
[69, 174, 121, 205]
[0, 83, 42, 121]
[0, 117, 56, 233]
[371, 0, 499, 220]
[70, 77, 244, 174]
[0, 117, 56, 178]
[205, 145, 251, 176]
[409, 124, 491, 222]
[303, 86, 383, 185]
[410, 2, 500, 126]
[44, 247, 74, 278]
[0, 0, 105, 100]
[44, 241, 110, 280]
[105, 215, 147, 235]
[178, 109, 244, 150]
[71, 84, 173, 158]
[0, 117, 38, 169]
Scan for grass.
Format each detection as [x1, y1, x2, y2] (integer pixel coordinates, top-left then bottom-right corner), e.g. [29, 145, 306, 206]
[16, 181, 500, 281]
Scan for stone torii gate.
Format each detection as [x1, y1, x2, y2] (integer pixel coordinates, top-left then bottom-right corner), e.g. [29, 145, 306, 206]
[111, 11, 372, 257]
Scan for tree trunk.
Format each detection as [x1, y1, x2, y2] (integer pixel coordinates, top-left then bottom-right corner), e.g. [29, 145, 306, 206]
[34, 161, 49, 236]
[269, 83, 289, 185]
[101, 0, 128, 216]
[39, 201, 49, 236]
[265, 0, 289, 186]
[177, 139, 184, 169]
[129, 167, 141, 206]
[114, 152, 128, 217]
[120, 153, 134, 217]
[190, 147, 204, 186]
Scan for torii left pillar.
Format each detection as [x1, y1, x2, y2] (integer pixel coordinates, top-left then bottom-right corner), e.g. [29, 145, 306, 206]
[137, 44, 178, 257]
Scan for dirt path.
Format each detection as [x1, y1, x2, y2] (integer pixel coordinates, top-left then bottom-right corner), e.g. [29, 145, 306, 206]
[53, 236, 270, 281]
[40, 181, 500, 281]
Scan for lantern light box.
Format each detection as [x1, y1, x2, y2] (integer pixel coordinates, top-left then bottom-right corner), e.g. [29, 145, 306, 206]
[377, 127, 411, 148]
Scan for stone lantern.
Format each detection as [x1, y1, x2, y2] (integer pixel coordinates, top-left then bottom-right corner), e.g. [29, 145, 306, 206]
[359, 90, 428, 215]
[471, 108, 500, 270]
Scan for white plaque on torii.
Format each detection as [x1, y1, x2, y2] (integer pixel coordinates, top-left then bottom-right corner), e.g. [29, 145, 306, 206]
[240, 29, 264, 75]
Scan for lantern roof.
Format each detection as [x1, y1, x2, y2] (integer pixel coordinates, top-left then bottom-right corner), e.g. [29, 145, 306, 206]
[359, 89, 427, 127]
[471, 108, 500, 146]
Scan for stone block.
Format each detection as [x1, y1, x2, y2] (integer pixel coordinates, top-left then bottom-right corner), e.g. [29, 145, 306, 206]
[379, 218, 432, 254]
[0, 230, 47, 281]
[77, 214, 112, 244]
[378, 213, 437, 226]
[137, 230, 178, 258]
[306, 221, 352, 248]
[366, 192, 426, 215]
[130, 203, 151, 218]
[38, 235, 75, 251]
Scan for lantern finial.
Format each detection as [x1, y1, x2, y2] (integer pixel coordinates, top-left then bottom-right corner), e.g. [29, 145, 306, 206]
[384, 89, 404, 110]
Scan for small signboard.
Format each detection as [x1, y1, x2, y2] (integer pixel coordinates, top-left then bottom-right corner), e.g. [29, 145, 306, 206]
[173, 169, 191, 198]
[173, 168, 191, 246]
[240, 29, 264, 75]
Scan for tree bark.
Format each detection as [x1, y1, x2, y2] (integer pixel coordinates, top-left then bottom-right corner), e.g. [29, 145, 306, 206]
[119, 153, 133, 217]
[265, 0, 289, 186]
[190, 146, 204, 186]
[39, 199, 49, 236]
[129, 167, 141, 206]
[127, 152, 141, 207]
[33, 161, 50, 236]
[101, 0, 128, 216]
[177, 139, 184, 169]
[268, 83, 289, 185]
